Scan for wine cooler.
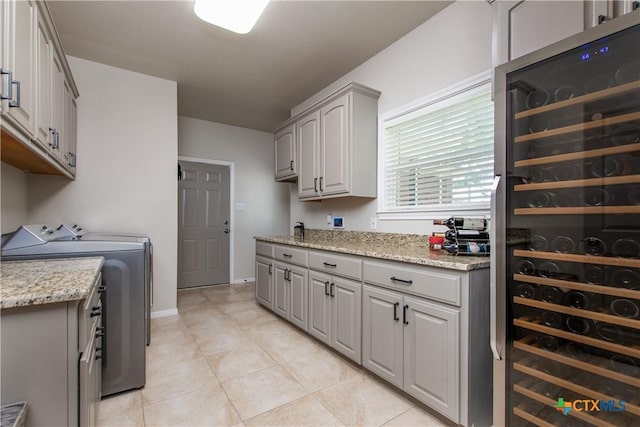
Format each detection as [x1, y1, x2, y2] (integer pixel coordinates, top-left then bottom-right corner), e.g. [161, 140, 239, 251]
[493, 11, 640, 427]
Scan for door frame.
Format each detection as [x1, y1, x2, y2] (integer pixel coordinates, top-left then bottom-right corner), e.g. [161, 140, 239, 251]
[178, 155, 235, 284]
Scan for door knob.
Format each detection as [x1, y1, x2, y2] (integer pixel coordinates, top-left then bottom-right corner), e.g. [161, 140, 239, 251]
[224, 228, 229, 234]
[224, 220, 229, 225]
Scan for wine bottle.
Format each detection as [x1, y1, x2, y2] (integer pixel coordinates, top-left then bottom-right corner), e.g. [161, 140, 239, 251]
[589, 157, 629, 178]
[444, 229, 490, 241]
[529, 234, 548, 251]
[595, 322, 623, 343]
[609, 354, 639, 376]
[538, 334, 562, 352]
[537, 261, 561, 278]
[552, 191, 578, 207]
[525, 89, 550, 110]
[565, 316, 594, 335]
[580, 237, 607, 256]
[612, 238, 640, 259]
[611, 268, 640, 289]
[565, 290, 598, 309]
[582, 188, 611, 206]
[582, 265, 605, 284]
[433, 217, 487, 230]
[541, 310, 565, 329]
[553, 162, 581, 181]
[442, 241, 490, 255]
[526, 192, 553, 208]
[514, 282, 536, 299]
[515, 259, 536, 275]
[553, 85, 575, 102]
[609, 298, 640, 319]
[538, 286, 566, 304]
[550, 236, 576, 254]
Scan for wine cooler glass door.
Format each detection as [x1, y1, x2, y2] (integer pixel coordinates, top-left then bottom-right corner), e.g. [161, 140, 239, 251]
[503, 21, 640, 427]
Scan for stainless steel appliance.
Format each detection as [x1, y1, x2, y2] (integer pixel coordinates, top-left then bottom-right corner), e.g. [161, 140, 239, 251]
[493, 12, 640, 426]
[1, 224, 152, 396]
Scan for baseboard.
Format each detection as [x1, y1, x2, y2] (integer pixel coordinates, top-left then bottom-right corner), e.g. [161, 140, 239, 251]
[150, 308, 179, 319]
[231, 277, 255, 284]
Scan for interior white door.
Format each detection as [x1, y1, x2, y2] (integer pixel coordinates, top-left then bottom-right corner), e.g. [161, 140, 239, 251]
[178, 161, 230, 288]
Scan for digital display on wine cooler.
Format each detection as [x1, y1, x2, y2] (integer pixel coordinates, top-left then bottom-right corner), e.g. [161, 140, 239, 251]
[580, 45, 609, 61]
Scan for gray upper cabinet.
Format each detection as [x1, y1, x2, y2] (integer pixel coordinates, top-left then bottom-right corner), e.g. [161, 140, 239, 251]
[492, 0, 636, 70]
[1, 0, 78, 178]
[273, 82, 380, 200]
[274, 123, 297, 182]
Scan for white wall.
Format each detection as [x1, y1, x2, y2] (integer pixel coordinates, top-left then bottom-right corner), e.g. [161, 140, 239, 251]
[289, 1, 493, 235]
[178, 116, 289, 281]
[26, 57, 178, 314]
[1, 162, 29, 233]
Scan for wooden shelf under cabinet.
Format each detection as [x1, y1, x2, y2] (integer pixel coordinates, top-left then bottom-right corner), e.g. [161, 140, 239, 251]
[514, 80, 640, 120]
[514, 111, 640, 144]
[514, 206, 640, 215]
[1, 129, 66, 176]
[514, 296, 640, 330]
[513, 273, 640, 300]
[514, 362, 640, 416]
[513, 249, 640, 268]
[514, 317, 640, 359]
[514, 143, 640, 168]
[514, 336, 640, 389]
[514, 174, 640, 191]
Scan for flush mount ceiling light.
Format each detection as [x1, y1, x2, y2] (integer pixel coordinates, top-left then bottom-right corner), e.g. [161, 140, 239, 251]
[193, 0, 270, 34]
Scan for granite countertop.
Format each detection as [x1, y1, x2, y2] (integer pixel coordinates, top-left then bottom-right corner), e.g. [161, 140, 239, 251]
[0, 257, 104, 309]
[256, 230, 490, 271]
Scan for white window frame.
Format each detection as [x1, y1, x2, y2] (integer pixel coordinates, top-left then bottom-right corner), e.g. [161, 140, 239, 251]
[377, 70, 493, 221]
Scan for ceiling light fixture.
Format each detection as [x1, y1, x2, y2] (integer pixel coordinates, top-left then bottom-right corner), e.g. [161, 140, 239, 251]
[193, 0, 270, 34]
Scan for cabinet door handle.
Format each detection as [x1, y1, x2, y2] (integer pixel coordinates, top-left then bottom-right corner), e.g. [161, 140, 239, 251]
[282, 253, 293, 258]
[393, 302, 399, 321]
[284, 268, 289, 281]
[390, 276, 413, 285]
[323, 262, 337, 268]
[290, 160, 294, 171]
[0, 69, 12, 100]
[330, 282, 335, 298]
[324, 281, 330, 296]
[319, 176, 324, 192]
[8, 79, 20, 108]
[403, 304, 409, 325]
[69, 152, 76, 167]
[268, 264, 272, 275]
[314, 178, 318, 192]
[90, 307, 101, 317]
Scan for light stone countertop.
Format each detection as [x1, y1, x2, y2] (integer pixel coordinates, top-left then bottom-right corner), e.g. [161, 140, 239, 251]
[1, 257, 104, 309]
[256, 231, 490, 271]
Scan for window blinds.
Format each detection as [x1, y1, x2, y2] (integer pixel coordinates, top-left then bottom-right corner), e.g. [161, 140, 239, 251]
[383, 89, 494, 212]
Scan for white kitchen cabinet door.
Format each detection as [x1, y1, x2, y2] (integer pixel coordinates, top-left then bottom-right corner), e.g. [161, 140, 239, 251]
[64, 81, 77, 170]
[319, 94, 350, 196]
[2, 0, 37, 138]
[288, 266, 308, 331]
[331, 276, 361, 363]
[34, 12, 52, 149]
[403, 296, 459, 423]
[274, 124, 296, 181]
[308, 272, 332, 346]
[362, 285, 403, 388]
[297, 111, 320, 198]
[273, 263, 289, 319]
[50, 48, 65, 163]
[255, 256, 273, 309]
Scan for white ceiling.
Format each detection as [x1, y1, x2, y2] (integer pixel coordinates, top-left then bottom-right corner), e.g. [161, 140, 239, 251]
[49, 1, 452, 131]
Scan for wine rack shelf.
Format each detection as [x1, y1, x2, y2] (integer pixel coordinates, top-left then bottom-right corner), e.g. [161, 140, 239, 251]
[513, 384, 617, 427]
[514, 206, 640, 215]
[513, 249, 640, 268]
[513, 273, 640, 300]
[514, 362, 640, 416]
[515, 81, 640, 120]
[514, 337, 640, 388]
[514, 111, 640, 144]
[514, 143, 640, 168]
[514, 296, 640, 330]
[514, 317, 640, 359]
[512, 406, 556, 427]
[513, 174, 640, 191]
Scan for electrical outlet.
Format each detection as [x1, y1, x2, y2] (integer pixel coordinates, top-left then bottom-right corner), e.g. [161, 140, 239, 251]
[370, 217, 377, 230]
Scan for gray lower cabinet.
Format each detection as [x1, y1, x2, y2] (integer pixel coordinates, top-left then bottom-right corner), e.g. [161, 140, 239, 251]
[363, 285, 459, 422]
[308, 271, 361, 363]
[274, 261, 308, 331]
[255, 255, 273, 309]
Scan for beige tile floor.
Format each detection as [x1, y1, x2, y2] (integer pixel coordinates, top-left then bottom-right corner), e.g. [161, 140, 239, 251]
[97, 283, 450, 427]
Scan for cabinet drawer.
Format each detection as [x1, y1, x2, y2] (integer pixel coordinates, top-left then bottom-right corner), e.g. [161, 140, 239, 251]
[274, 245, 308, 267]
[256, 241, 274, 258]
[363, 260, 461, 306]
[309, 250, 362, 280]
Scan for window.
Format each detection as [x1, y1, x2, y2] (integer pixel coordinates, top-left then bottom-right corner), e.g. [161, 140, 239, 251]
[379, 72, 494, 217]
